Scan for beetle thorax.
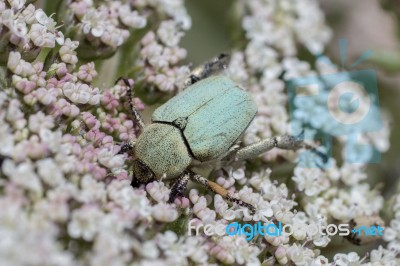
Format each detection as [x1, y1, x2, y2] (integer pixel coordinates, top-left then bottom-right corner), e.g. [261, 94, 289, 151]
[134, 123, 192, 179]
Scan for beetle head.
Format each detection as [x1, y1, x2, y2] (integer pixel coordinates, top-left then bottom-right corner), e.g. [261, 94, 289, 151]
[131, 159, 156, 186]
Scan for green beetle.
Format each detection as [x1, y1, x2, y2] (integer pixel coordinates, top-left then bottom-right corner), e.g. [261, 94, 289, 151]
[120, 55, 320, 213]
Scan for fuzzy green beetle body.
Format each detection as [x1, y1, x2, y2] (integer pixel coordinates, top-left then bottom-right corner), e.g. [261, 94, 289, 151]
[120, 54, 320, 212]
[133, 123, 192, 179]
[133, 75, 257, 180]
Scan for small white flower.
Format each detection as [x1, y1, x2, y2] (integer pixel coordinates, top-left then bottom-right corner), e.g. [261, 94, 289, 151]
[63, 82, 100, 105]
[21, 4, 36, 24]
[55, 31, 64, 45]
[59, 38, 79, 65]
[77, 62, 97, 82]
[28, 112, 54, 133]
[0, 119, 15, 156]
[3, 12, 28, 47]
[210, 236, 261, 265]
[162, 46, 187, 65]
[150, 66, 190, 92]
[340, 164, 367, 186]
[310, 255, 330, 266]
[63, 83, 88, 104]
[227, 52, 249, 83]
[34, 9, 57, 31]
[152, 202, 178, 222]
[97, 147, 124, 169]
[7, 51, 35, 76]
[119, 6, 147, 28]
[231, 167, 246, 181]
[2, 159, 42, 195]
[7, 0, 26, 9]
[78, 175, 106, 203]
[294, 0, 332, 55]
[107, 180, 152, 217]
[146, 181, 170, 202]
[39, 129, 62, 153]
[68, 205, 103, 241]
[287, 243, 315, 265]
[333, 252, 362, 266]
[101, 25, 129, 47]
[29, 23, 56, 48]
[214, 194, 229, 216]
[6, 99, 24, 124]
[81, 10, 106, 37]
[328, 198, 353, 221]
[156, 231, 208, 264]
[192, 196, 216, 223]
[157, 20, 184, 47]
[245, 40, 277, 71]
[132, 240, 160, 259]
[369, 246, 397, 265]
[292, 167, 330, 197]
[36, 158, 65, 187]
[36, 87, 58, 105]
[275, 246, 288, 265]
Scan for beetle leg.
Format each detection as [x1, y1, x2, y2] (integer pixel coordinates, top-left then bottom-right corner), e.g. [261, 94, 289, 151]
[131, 176, 155, 188]
[167, 173, 189, 203]
[117, 140, 135, 155]
[130, 175, 156, 188]
[187, 170, 256, 215]
[116, 77, 146, 132]
[183, 53, 230, 87]
[230, 135, 328, 163]
[185, 75, 201, 87]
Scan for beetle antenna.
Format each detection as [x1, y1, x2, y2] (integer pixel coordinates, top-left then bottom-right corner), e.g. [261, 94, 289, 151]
[115, 77, 146, 132]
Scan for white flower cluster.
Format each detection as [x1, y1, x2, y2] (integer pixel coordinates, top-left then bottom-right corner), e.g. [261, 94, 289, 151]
[333, 246, 397, 266]
[227, 0, 331, 162]
[68, 0, 190, 53]
[139, 21, 190, 92]
[0, 2, 193, 263]
[63, 82, 100, 105]
[384, 195, 400, 252]
[241, 0, 331, 56]
[292, 161, 384, 221]
[8, 47, 101, 109]
[0, 2, 64, 50]
[71, 0, 146, 48]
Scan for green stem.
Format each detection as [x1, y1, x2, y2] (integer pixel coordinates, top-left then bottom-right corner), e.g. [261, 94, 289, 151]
[115, 27, 150, 80]
[34, 47, 52, 64]
[369, 50, 400, 72]
[44, 0, 62, 17]
[0, 66, 7, 89]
